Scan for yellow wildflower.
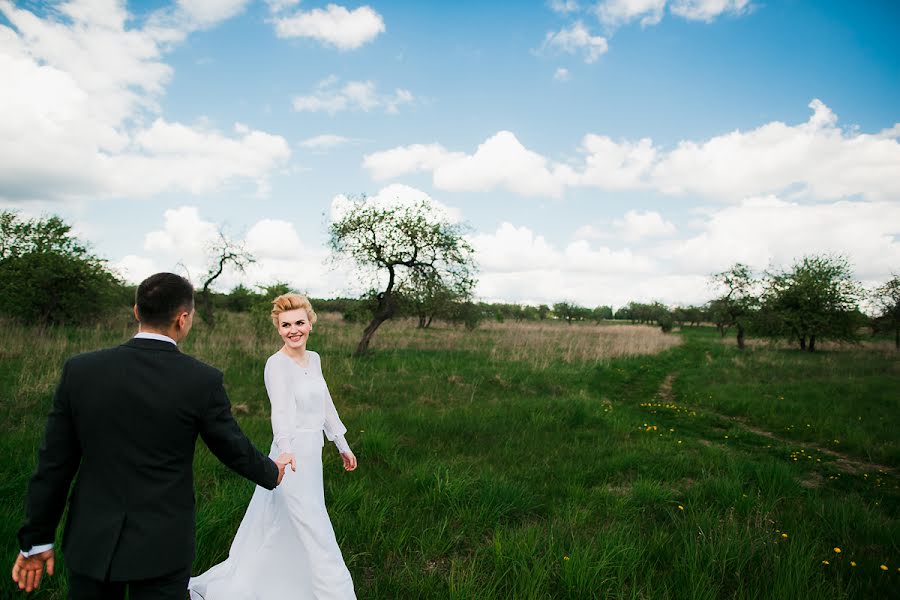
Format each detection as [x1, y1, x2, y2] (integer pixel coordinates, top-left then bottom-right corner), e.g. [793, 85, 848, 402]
[822, 560, 829, 565]
[781, 533, 788, 539]
[880, 565, 888, 571]
[834, 548, 841, 553]
[850, 561, 857, 567]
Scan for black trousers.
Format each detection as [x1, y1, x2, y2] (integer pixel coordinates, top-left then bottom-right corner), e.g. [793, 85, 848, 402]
[68, 566, 190, 600]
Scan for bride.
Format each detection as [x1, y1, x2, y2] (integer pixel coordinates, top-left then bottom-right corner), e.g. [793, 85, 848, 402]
[189, 294, 357, 599]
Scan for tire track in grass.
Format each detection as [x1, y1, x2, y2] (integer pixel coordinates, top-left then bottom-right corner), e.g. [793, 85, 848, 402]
[652, 372, 897, 477]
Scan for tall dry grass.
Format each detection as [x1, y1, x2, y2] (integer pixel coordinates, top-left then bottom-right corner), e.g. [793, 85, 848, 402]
[324, 317, 681, 369]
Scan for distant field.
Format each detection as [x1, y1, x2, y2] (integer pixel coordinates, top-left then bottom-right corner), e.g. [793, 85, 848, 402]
[1, 312, 898, 599]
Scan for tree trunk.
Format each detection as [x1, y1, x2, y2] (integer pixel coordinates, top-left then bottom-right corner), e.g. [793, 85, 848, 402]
[736, 323, 745, 350]
[417, 314, 426, 329]
[354, 268, 397, 356]
[808, 335, 816, 352]
[199, 288, 215, 329]
[425, 315, 433, 329]
[895, 327, 899, 350]
[799, 336, 806, 351]
[717, 324, 725, 338]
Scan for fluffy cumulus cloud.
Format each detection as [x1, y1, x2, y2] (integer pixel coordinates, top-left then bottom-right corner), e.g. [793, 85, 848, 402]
[467, 195, 900, 307]
[614, 210, 676, 241]
[364, 132, 577, 198]
[0, 0, 290, 203]
[470, 222, 674, 306]
[172, 0, 253, 29]
[660, 197, 900, 280]
[540, 21, 608, 63]
[271, 3, 385, 50]
[292, 76, 414, 115]
[365, 100, 900, 203]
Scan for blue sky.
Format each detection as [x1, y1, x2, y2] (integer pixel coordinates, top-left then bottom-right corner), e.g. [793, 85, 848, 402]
[2, 0, 899, 307]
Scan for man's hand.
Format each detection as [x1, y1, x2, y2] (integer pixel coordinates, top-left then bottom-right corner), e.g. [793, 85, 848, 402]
[274, 452, 297, 484]
[341, 451, 358, 472]
[11, 549, 54, 593]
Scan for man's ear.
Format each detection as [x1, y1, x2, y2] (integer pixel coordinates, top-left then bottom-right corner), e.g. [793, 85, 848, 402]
[133, 305, 140, 322]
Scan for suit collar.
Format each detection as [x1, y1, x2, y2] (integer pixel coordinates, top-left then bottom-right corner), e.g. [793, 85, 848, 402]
[123, 338, 181, 353]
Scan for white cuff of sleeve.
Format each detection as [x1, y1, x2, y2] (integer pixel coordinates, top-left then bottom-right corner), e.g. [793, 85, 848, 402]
[21, 543, 53, 557]
[334, 435, 351, 454]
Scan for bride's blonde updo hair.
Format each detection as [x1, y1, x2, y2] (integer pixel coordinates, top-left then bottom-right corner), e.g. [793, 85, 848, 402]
[270, 293, 318, 327]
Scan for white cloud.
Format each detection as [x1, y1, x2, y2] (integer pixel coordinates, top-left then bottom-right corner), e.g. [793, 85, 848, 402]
[470, 222, 661, 307]
[0, 1, 291, 203]
[554, 67, 571, 81]
[292, 76, 414, 115]
[113, 254, 158, 283]
[362, 143, 463, 180]
[299, 134, 354, 150]
[144, 206, 219, 261]
[669, 0, 751, 22]
[364, 100, 900, 203]
[577, 134, 657, 190]
[329, 183, 462, 224]
[364, 132, 577, 198]
[244, 218, 304, 260]
[595, 0, 667, 27]
[272, 3, 385, 50]
[650, 99, 900, 202]
[265, 0, 300, 13]
[175, 0, 252, 28]
[594, 0, 749, 28]
[613, 210, 676, 241]
[470, 195, 900, 307]
[661, 197, 900, 279]
[548, 0, 581, 14]
[541, 21, 608, 63]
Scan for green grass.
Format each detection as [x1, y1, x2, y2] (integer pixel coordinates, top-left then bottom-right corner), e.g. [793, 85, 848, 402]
[1, 315, 898, 599]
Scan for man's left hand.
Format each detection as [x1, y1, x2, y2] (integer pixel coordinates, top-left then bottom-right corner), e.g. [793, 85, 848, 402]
[11, 549, 55, 593]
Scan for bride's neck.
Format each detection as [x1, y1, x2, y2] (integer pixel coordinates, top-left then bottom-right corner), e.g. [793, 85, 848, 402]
[281, 345, 307, 360]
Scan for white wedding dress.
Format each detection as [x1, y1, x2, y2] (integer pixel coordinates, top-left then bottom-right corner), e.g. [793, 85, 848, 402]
[189, 350, 356, 599]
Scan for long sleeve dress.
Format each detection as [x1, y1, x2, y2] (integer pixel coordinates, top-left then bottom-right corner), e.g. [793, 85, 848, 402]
[188, 350, 356, 600]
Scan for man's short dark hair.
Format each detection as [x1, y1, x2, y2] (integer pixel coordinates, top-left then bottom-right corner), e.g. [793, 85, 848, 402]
[136, 273, 194, 328]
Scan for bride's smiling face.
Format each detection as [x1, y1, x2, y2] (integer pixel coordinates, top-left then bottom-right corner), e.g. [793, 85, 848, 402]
[277, 308, 312, 349]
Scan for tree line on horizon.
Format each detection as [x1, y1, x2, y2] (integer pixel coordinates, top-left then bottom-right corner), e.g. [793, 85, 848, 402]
[2, 209, 898, 353]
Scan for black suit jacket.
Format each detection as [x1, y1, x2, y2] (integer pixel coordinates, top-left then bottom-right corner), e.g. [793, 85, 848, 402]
[17, 337, 279, 581]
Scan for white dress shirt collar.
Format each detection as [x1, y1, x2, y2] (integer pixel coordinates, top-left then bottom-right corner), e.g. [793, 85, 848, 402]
[134, 331, 177, 346]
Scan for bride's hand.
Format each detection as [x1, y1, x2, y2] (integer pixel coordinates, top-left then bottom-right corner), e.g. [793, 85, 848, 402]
[340, 451, 357, 472]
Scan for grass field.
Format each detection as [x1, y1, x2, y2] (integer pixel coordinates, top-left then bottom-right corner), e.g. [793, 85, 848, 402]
[1, 312, 898, 599]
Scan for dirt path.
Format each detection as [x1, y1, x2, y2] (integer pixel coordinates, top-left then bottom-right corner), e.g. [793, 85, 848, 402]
[653, 373, 896, 477]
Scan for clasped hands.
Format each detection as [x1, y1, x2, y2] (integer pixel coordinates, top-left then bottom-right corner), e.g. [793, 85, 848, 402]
[274, 452, 297, 484]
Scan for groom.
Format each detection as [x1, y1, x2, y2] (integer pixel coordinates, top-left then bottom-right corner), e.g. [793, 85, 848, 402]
[12, 272, 296, 598]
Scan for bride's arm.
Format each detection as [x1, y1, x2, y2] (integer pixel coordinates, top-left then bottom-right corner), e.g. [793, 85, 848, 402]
[264, 359, 295, 454]
[317, 355, 353, 461]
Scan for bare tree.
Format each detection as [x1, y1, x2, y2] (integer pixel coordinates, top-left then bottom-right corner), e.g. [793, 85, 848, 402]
[329, 197, 476, 356]
[198, 229, 254, 328]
